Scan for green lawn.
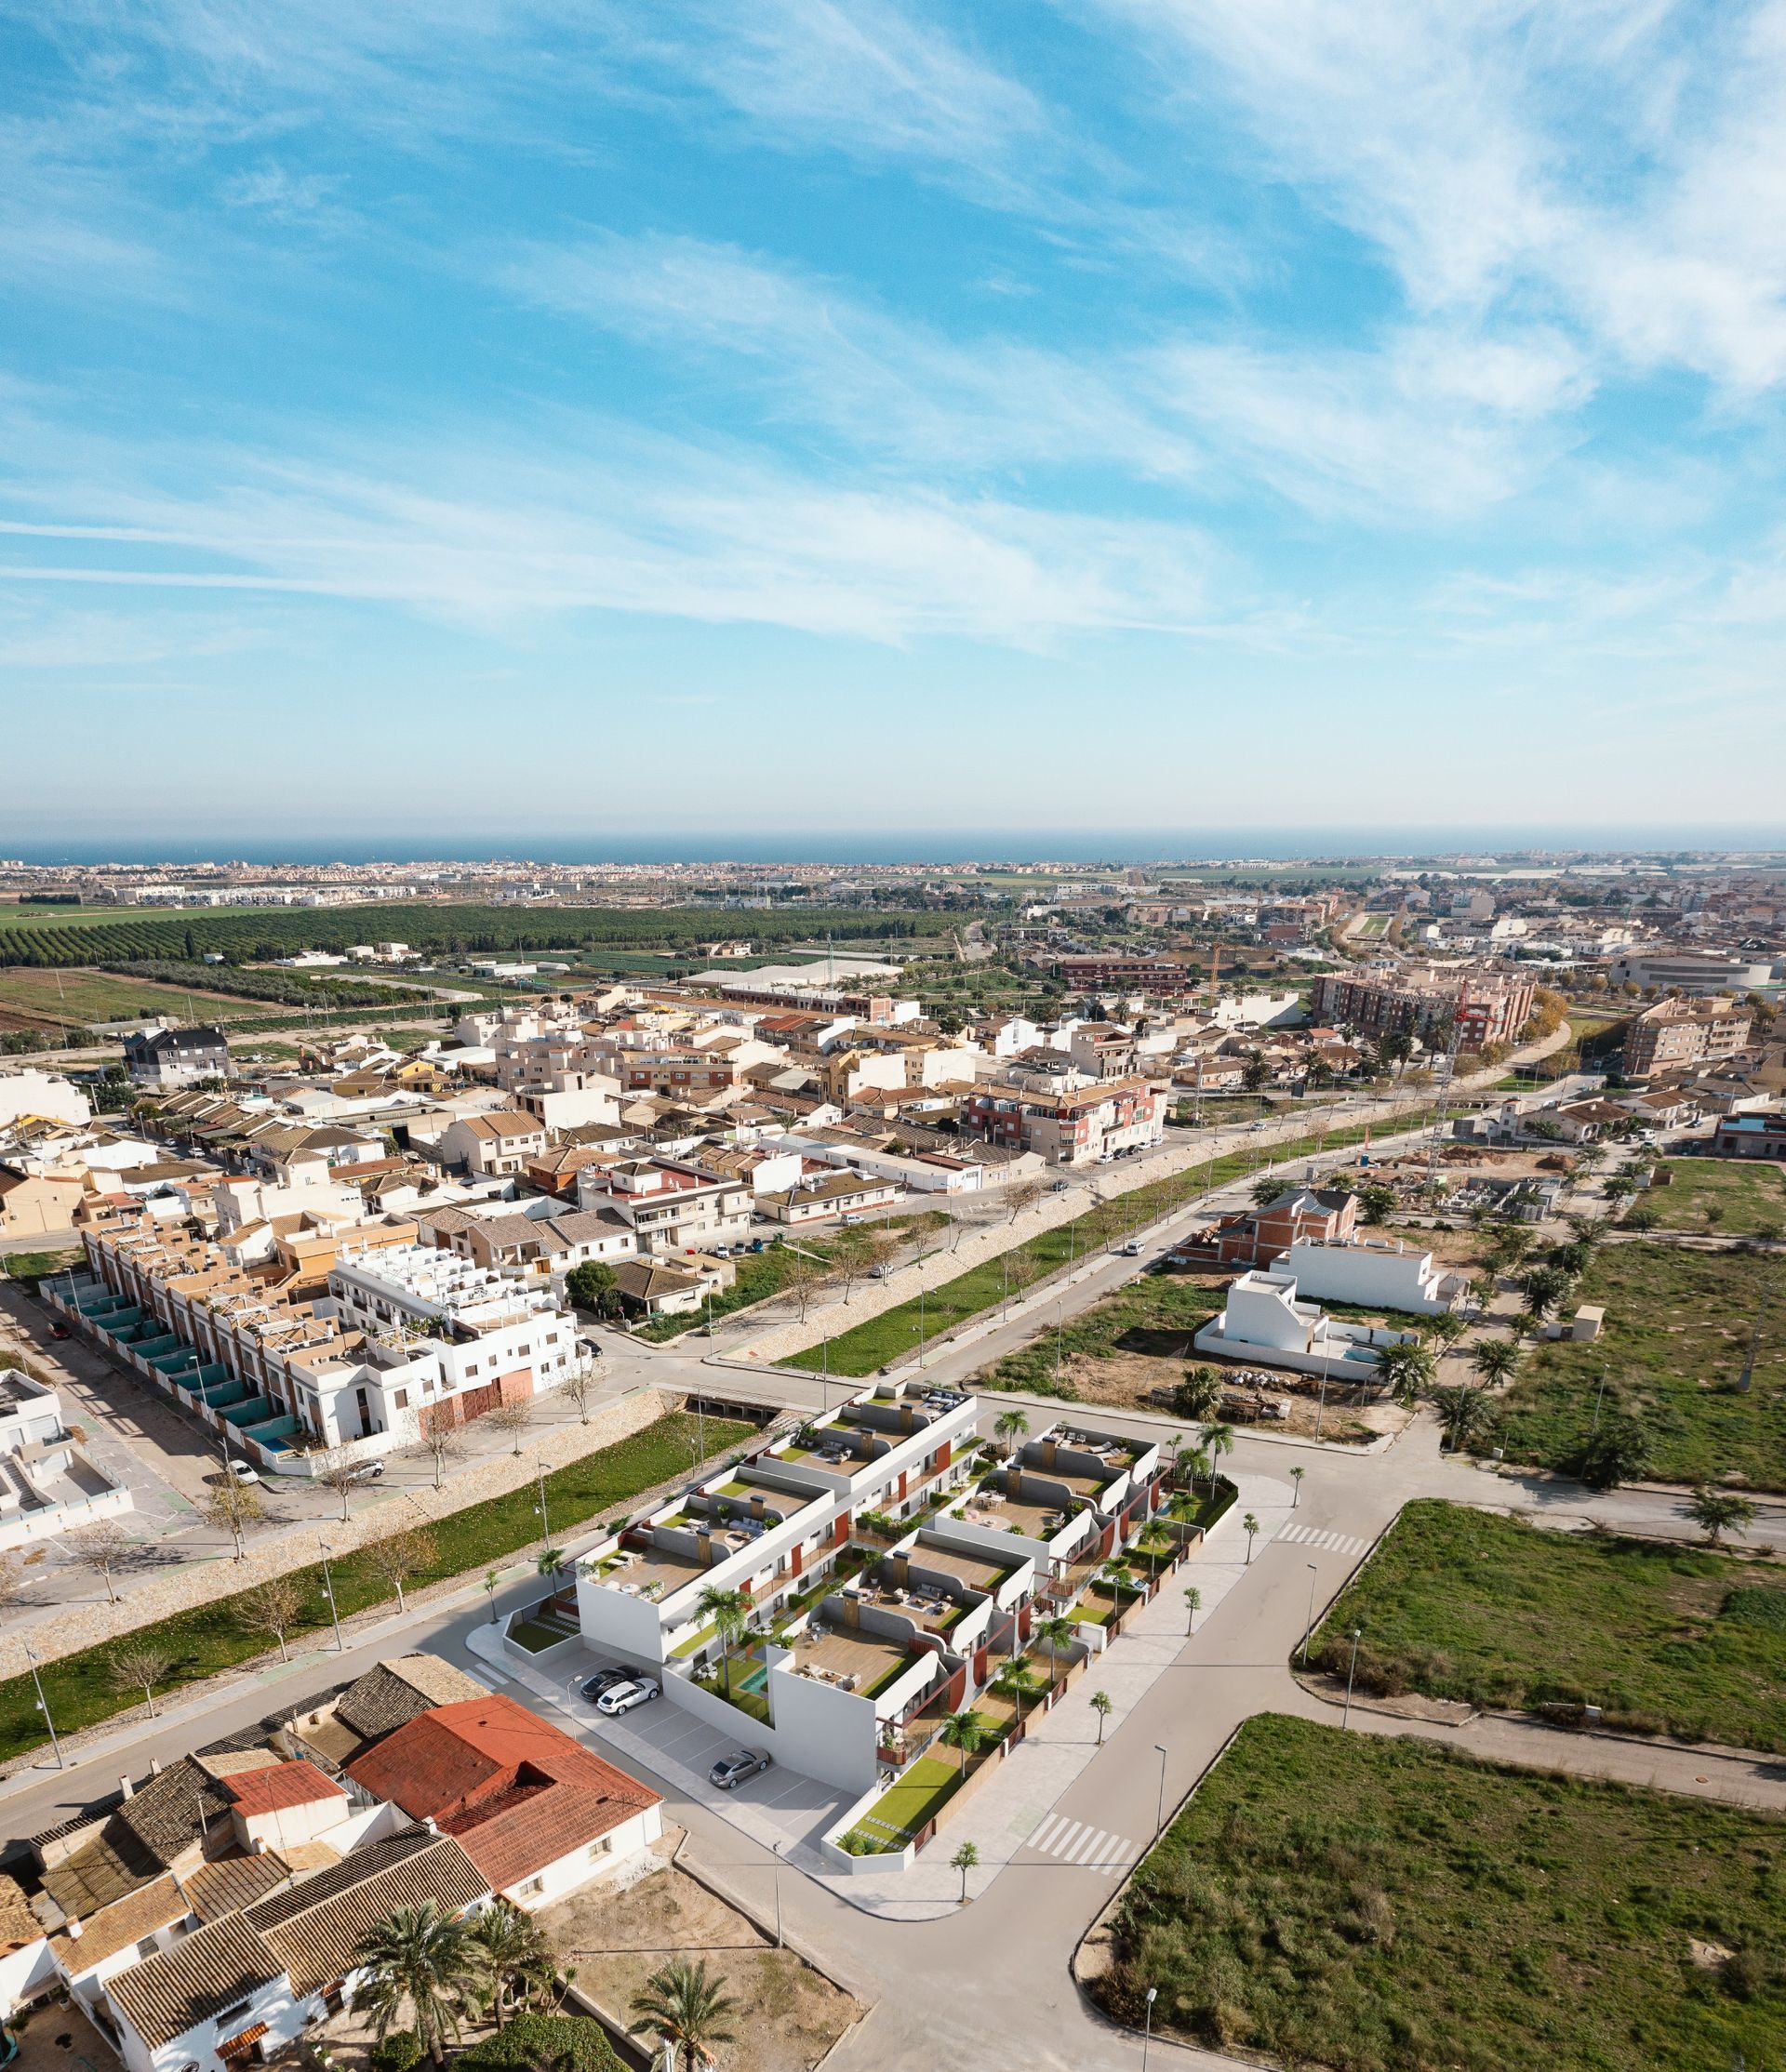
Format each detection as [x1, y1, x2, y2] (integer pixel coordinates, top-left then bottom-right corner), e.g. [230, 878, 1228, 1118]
[784, 1109, 1433, 1376]
[1310, 1500, 1786, 1751]
[0, 1410, 751, 1762]
[1496, 1243, 1786, 1489]
[1096, 1712, 1786, 2072]
[1646, 1160, 1786, 1238]
[846, 1754, 963, 1846]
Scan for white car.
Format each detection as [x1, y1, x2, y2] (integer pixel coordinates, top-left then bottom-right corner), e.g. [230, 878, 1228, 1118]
[1118, 1241, 1145, 1256]
[224, 1459, 261, 1485]
[595, 1678, 661, 1717]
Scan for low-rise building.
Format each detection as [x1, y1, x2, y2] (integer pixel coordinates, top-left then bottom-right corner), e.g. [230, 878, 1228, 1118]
[1192, 1268, 1419, 1378]
[124, 1028, 231, 1089]
[1274, 1237, 1466, 1316]
[961, 1075, 1163, 1167]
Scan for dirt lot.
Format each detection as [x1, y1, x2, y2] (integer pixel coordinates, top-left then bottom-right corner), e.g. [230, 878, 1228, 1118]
[543, 1848, 861, 2072]
[1052, 1345, 1404, 1444]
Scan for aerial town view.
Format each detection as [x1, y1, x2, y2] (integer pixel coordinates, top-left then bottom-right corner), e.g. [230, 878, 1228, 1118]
[3, 11, 1785, 2072]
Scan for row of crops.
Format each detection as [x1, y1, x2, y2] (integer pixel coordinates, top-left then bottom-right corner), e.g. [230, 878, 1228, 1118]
[95, 959, 434, 1008]
[0, 903, 935, 968]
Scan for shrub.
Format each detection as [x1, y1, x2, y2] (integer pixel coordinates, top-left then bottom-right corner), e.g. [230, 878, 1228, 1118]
[459, 2015, 622, 2072]
[368, 2034, 423, 2072]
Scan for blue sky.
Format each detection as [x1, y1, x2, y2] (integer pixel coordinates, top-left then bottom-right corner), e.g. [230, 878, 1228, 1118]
[3, 1, 1785, 848]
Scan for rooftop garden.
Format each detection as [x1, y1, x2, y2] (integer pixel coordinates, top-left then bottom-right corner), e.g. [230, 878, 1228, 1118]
[837, 1754, 964, 1854]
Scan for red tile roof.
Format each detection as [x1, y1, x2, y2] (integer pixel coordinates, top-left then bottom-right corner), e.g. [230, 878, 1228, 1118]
[344, 1696, 659, 1894]
[224, 1760, 346, 1817]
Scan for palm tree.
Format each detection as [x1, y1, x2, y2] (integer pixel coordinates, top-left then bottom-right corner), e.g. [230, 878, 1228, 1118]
[1375, 1339, 1435, 1404]
[1471, 1337, 1522, 1388]
[697, 1585, 752, 1699]
[1686, 1487, 1757, 1547]
[1425, 1310, 1468, 1349]
[1241, 1511, 1260, 1562]
[353, 1902, 477, 2065]
[1089, 1689, 1113, 1746]
[1183, 1585, 1202, 1633]
[993, 1657, 1039, 1722]
[1519, 1264, 1573, 1331]
[1200, 1421, 1235, 1492]
[628, 1959, 740, 2072]
[1182, 1444, 1213, 1496]
[467, 1901, 550, 2031]
[1432, 1383, 1497, 1454]
[950, 1840, 980, 1903]
[1134, 1521, 1171, 1580]
[1289, 1465, 1305, 1508]
[993, 1407, 1030, 1458]
[1034, 1613, 1074, 1663]
[940, 1707, 989, 1773]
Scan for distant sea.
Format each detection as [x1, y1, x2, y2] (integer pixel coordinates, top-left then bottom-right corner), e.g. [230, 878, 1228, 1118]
[10, 825, 1786, 869]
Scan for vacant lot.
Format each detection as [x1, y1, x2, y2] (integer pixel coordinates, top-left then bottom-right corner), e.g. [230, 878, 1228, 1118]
[1095, 1712, 1786, 2072]
[1497, 1242, 1786, 1490]
[1646, 1160, 1786, 1238]
[544, 1855, 860, 2072]
[1310, 1500, 1786, 1751]
[0, 966, 262, 1029]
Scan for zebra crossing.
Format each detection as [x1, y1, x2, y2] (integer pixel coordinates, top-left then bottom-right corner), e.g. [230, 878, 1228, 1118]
[1276, 1521, 1372, 1559]
[1023, 1812, 1140, 1878]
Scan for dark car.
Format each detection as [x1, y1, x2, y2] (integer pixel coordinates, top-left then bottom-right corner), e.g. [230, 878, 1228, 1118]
[580, 1666, 633, 1704]
[47, 1322, 71, 1339]
[710, 1748, 771, 1790]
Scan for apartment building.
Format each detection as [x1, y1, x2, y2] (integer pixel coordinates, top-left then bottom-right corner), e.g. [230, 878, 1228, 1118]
[124, 1027, 231, 1089]
[1623, 995, 1753, 1077]
[574, 1158, 751, 1254]
[1045, 953, 1198, 994]
[1309, 964, 1536, 1048]
[435, 1109, 549, 1177]
[961, 1074, 1164, 1166]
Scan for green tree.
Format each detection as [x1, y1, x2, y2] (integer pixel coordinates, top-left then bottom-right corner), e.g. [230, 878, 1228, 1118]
[1182, 1585, 1202, 1632]
[1471, 1337, 1522, 1388]
[1572, 1413, 1653, 1492]
[565, 1262, 621, 1319]
[1519, 1264, 1574, 1330]
[1200, 1421, 1236, 1491]
[1686, 1487, 1757, 1547]
[467, 1901, 551, 2031]
[993, 1406, 1031, 1457]
[1089, 1689, 1114, 1746]
[950, 1840, 980, 1903]
[1431, 1383, 1497, 1454]
[696, 1585, 752, 1698]
[1172, 1366, 1222, 1421]
[628, 1960, 740, 2072]
[1375, 1339, 1435, 1404]
[940, 1707, 989, 1773]
[353, 1902, 477, 2066]
[1241, 1511, 1260, 1562]
[1356, 1182, 1398, 1225]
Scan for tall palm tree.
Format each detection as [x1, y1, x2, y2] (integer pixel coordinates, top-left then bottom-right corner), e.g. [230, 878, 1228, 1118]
[628, 1959, 740, 2072]
[940, 1707, 989, 1773]
[1200, 1422, 1235, 1494]
[1033, 1612, 1074, 1663]
[466, 1901, 550, 2032]
[353, 1903, 477, 2065]
[1471, 1337, 1522, 1388]
[1375, 1340, 1434, 1404]
[696, 1585, 752, 1700]
[993, 1657, 1039, 1722]
[993, 1407, 1030, 1458]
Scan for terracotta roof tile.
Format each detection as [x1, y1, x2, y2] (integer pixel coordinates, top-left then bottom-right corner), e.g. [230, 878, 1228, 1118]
[224, 1762, 345, 1818]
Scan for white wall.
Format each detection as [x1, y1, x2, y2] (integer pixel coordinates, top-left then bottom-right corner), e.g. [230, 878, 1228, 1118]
[1276, 1239, 1453, 1316]
[503, 1803, 663, 1910]
[0, 1069, 91, 1129]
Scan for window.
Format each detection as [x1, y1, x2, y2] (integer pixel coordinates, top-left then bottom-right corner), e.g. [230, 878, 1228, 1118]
[518, 1876, 544, 1897]
[393, 1388, 408, 1410]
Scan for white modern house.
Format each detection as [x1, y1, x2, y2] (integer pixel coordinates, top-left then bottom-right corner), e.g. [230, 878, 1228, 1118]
[1273, 1237, 1467, 1317]
[1193, 1268, 1419, 1379]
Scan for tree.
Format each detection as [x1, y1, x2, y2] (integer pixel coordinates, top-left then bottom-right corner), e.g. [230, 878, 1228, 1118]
[353, 1901, 477, 2066]
[1375, 1339, 1435, 1405]
[993, 1407, 1030, 1457]
[993, 1657, 1039, 1720]
[1089, 1689, 1114, 1746]
[1241, 1511, 1260, 1562]
[1566, 1214, 1610, 1256]
[1424, 1310, 1468, 1349]
[560, 1361, 597, 1427]
[1134, 1521, 1171, 1578]
[203, 1475, 266, 1561]
[1356, 1183, 1398, 1226]
[827, 1226, 887, 1305]
[1471, 1337, 1522, 1388]
[237, 1574, 306, 1661]
[779, 1248, 832, 1323]
[106, 1640, 171, 1717]
[486, 1402, 533, 1457]
[940, 1707, 989, 1773]
[1001, 1251, 1037, 1318]
[1033, 1613, 1074, 1660]
[565, 1262, 622, 1319]
[1572, 1413, 1652, 1492]
[316, 1448, 363, 1523]
[950, 1840, 980, 1904]
[1004, 1179, 1045, 1227]
[1241, 1050, 1271, 1093]
[696, 1584, 751, 1697]
[1200, 1421, 1235, 1490]
[1686, 1487, 1757, 1547]
[628, 1959, 739, 2072]
[1487, 1220, 1533, 1269]
[1289, 1465, 1305, 1508]
[1519, 1265, 1574, 1331]
[1172, 1366, 1222, 1421]
[1181, 1444, 1212, 1496]
[69, 1519, 139, 1603]
[365, 1522, 439, 1613]
[467, 1902, 551, 2032]
[1431, 1383, 1497, 1454]
[425, 1425, 464, 1491]
[1249, 1175, 1285, 1208]
[1182, 1585, 1202, 1633]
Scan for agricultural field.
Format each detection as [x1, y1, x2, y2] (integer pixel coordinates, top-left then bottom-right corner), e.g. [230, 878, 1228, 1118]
[1308, 1500, 1786, 1752]
[0, 966, 265, 1029]
[1496, 1243, 1786, 1490]
[1094, 1712, 1786, 2072]
[1645, 1159, 1786, 1238]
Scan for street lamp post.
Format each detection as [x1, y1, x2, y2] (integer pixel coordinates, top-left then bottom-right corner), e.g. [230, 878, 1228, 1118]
[318, 1536, 344, 1653]
[1053, 1303, 1064, 1393]
[536, 1460, 553, 1556]
[773, 1840, 785, 1949]
[1153, 1744, 1169, 1838]
[23, 1642, 62, 1770]
[1343, 1627, 1363, 1727]
[1301, 1563, 1318, 1666]
[1141, 1986, 1158, 2072]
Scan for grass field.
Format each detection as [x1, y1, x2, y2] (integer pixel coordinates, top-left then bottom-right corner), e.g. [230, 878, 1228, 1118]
[0, 967, 264, 1028]
[846, 1754, 962, 1847]
[0, 1409, 750, 1762]
[784, 1107, 1434, 1377]
[1309, 1500, 1786, 1751]
[1096, 1712, 1786, 2071]
[1646, 1159, 1786, 1237]
[1496, 1243, 1786, 1489]
[975, 1273, 1227, 1398]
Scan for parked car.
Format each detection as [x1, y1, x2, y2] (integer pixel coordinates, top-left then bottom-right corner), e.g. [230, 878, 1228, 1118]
[710, 1747, 772, 1790]
[580, 1666, 633, 1703]
[595, 1678, 661, 1716]
[224, 1459, 261, 1486]
[47, 1321, 70, 1339]
[346, 1460, 385, 1483]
